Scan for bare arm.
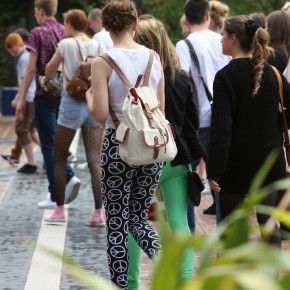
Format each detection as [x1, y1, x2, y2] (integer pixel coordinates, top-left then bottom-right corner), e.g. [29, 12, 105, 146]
[45, 49, 62, 77]
[157, 69, 165, 113]
[86, 57, 112, 124]
[16, 52, 37, 118]
[17, 52, 37, 102]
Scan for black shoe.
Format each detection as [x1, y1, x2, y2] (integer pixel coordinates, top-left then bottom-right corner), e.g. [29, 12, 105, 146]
[17, 164, 37, 174]
[1, 154, 19, 165]
[203, 203, 216, 215]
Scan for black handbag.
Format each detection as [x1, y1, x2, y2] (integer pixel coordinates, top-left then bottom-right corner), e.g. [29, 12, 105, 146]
[186, 166, 204, 207]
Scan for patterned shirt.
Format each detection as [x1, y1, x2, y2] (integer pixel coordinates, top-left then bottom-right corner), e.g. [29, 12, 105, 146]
[26, 18, 65, 97]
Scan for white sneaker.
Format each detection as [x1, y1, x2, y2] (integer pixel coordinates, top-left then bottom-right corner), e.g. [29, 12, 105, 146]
[77, 162, 88, 171]
[67, 154, 78, 163]
[64, 176, 81, 204]
[38, 194, 56, 209]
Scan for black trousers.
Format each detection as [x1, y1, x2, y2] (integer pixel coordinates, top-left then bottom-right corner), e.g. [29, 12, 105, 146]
[101, 129, 162, 289]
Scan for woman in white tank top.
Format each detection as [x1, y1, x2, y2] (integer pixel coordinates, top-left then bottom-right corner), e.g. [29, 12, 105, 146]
[87, 1, 164, 289]
[44, 9, 106, 226]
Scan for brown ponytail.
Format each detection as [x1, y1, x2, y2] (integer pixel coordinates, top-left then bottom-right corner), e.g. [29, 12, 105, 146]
[224, 16, 273, 96]
[252, 28, 272, 95]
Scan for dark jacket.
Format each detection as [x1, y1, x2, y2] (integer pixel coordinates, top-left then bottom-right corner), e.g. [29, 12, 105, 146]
[164, 67, 206, 166]
[208, 58, 290, 194]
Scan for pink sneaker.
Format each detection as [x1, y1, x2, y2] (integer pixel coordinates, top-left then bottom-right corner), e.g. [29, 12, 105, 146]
[86, 208, 106, 227]
[45, 206, 66, 222]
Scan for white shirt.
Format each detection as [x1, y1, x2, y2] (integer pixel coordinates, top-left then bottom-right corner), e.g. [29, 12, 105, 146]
[106, 45, 162, 128]
[17, 49, 36, 103]
[58, 37, 105, 85]
[93, 28, 113, 50]
[176, 29, 230, 128]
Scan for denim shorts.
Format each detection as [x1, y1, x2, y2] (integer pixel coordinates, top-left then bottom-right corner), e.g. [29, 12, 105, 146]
[57, 90, 102, 129]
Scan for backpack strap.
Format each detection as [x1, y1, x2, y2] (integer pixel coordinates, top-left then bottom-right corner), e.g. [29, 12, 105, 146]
[271, 65, 290, 161]
[74, 38, 85, 62]
[184, 38, 213, 105]
[143, 50, 154, 86]
[100, 54, 134, 88]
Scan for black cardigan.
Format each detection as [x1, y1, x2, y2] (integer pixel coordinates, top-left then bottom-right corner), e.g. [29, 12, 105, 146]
[164, 67, 206, 166]
[208, 58, 290, 194]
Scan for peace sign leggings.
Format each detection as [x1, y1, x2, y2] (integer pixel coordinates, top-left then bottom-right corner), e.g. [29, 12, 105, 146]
[101, 129, 162, 290]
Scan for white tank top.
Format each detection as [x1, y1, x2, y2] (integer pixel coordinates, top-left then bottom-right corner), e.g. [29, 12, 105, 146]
[106, 45, 162, 128]
[58, 37, 105, 85]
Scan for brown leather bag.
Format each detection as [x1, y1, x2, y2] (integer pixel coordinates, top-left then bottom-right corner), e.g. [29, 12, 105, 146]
[271, 66, 290, 166]
[66, 39, 94, 102]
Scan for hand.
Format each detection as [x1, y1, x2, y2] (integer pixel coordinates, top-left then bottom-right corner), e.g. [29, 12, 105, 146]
[208, 179, 221, 192]
[16, 99, 26, 121]
[11, 94, 20, 109]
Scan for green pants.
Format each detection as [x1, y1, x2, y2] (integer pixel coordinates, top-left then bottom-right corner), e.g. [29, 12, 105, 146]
[127, 162, 194, 289]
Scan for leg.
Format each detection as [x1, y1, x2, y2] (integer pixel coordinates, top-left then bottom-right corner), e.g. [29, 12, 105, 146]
[53, 124, 76, 205]
[81, 126, 104, 209]
[257, 192, 281, 247]
[34, 97, 74, 197]
[15, 103, 37, 173]
[159, 163, 194, 280]
[129, 163, 162, 259]
[10, 137, 22, 160]
[82, 125, 105, 226]
[101, 129, 131, 289]
[198, 127, 216, 215]
[127, 233, 141, 290]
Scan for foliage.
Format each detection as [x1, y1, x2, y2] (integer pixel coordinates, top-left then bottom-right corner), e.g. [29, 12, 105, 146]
[224, 0, 286, 15]
[0, 0, 289, 88]
[43, 152, 290, 290]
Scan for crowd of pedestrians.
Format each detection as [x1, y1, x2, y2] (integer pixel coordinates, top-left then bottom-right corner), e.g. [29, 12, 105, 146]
[1, 0, 290, 289]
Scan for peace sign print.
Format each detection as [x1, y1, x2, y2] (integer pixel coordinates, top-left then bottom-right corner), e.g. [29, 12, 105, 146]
[108, 216, 123, 230]
[112, 260, 127, 273]
[116, 274, 127, 288]
[108, 202, 122, 215]
[123, 180, 132, 193]
[137, 175, 153, 187]
[108, 145, 120, 160]
[102, 135, 110, 151]
[108, 161, 126, 175]
[109, 232, 124, 245]
[107, 188, 123, 201]
[130, 200, 142, 213]
[101, 153, 108, 167]
[121, 206, 129, 219]
[142, 163, 160, 175]
[107, 176, 123, 189]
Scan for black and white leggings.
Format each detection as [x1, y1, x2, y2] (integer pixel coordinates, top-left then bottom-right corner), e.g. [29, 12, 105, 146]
[101, 129, 162, 290]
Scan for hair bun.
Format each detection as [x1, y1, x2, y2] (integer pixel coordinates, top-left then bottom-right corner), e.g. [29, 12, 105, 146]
[245, 19, 260, 37]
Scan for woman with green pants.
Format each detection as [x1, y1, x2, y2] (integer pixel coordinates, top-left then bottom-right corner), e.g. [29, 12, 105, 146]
[127, 17, 206, 289]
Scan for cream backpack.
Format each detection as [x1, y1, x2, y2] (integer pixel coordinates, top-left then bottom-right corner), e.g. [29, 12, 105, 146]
[101, 51, 177, 166]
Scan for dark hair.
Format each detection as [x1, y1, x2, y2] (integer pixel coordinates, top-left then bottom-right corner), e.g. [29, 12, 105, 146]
[14, 28, 30, 42]
[249, 12, 266, 29]
[267, 10, 290, 57]
[185, 0, 209, 25]
[102, 0, 137, 33]
[63, 9, 88, 34]
[224, 15, 272, 95]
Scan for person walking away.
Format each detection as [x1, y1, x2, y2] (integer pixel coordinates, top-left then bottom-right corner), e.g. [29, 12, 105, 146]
[1, 28, 31, 166]
[15, 0, 80, 209]
[128, 17, 206, 287]
[176, 0, 229, 215]
[266, 10, 290, 73]
[88, 8, 113, 50]
[4, 32, 39, 174]
[86, 1, 164, 289]
[207, 16, 290, 246]
[44, 9, 105, 224]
